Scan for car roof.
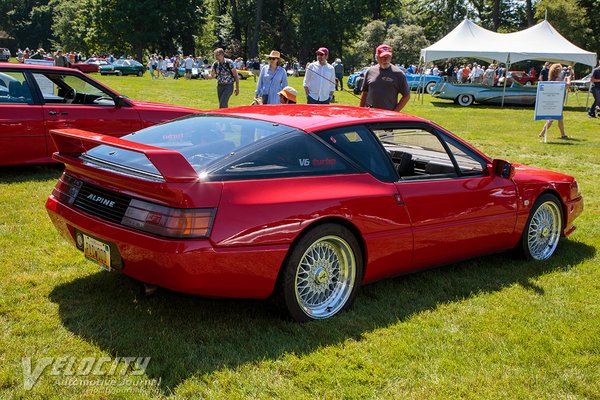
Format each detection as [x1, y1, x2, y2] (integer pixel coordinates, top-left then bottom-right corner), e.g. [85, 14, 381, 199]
[0, 63, 73, 73]
[209, 105, 427, 132]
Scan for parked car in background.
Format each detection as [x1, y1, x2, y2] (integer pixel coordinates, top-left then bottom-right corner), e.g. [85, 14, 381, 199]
[45, 105, 582, 321]
[237, 69, 254, 80]
[71, 58, 110, 73]
[286, 63, 306, 77]
[571, 73, 592, 91]
[348, 67, 443, 95]
[0, 63, 200, 166]
[503, 71, 537, 86]
[431, 80, 537, 106]
[0, 48, 11, 62]
[99, 59, 146, 76]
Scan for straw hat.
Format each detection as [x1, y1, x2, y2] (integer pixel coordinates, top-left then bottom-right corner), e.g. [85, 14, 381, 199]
[265, 50, 282, 60]
[278, 86, 297, 103]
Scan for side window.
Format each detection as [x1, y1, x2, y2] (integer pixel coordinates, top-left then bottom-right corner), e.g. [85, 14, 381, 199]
[444, 138, 487, 176]
[215, 131, 355, 179]
[374, 128, 458, 179]
[32, 72, 115, 106]
[0, 72, 34, 104]
[317, 125, 397, 182]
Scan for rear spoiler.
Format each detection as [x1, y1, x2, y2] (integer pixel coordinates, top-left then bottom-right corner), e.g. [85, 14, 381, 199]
[50, 129, 199, 183]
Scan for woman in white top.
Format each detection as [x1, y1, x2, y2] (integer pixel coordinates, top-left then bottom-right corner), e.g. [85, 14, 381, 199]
[255, 50, 288, 105]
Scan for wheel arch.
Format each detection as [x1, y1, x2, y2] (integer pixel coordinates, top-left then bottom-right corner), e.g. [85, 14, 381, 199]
[273, 216, 367, 296]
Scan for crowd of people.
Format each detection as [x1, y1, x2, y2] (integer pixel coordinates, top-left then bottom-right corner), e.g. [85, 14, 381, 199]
[9, 42, 598, 139]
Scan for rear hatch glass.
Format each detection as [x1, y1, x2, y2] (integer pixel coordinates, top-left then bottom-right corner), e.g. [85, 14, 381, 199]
[83, 114, 294, 177]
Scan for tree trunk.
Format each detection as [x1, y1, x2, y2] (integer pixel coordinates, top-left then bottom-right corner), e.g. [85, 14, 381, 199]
[492, 0, 500, 31]
[525, 0, 534, 26]
[250, 0, 263, 58]
[230, 0, 241, 41]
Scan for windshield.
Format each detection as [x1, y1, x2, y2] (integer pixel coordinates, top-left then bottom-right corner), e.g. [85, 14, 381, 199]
[84, 115, 295, 177]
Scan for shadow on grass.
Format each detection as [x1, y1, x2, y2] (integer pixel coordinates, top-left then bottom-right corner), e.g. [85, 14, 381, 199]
[49, 239, 595, 392]
[0, 165, 63, 184]
[429, 100, 588, 113]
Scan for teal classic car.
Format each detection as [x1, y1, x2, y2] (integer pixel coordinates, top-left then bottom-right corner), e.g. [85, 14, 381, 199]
[99, 59, 146, 76]
[431, 80, 537, 106]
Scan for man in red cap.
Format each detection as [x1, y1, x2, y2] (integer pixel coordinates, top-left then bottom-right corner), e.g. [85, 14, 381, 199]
[303, 47, 336, 104]
[359, 44, 410, 111]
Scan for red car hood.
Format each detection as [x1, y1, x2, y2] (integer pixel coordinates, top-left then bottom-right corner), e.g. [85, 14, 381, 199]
[513, 163, 574, 184]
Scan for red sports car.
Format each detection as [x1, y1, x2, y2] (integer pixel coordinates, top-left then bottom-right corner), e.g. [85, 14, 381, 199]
[70, 57, 110, 73]
[45, 106, 583, 321]
[0, 63, 200, 166]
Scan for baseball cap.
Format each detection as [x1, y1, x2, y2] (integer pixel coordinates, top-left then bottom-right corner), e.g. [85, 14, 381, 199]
[376, 44, 392, 57]
[316, 47, 329, 56]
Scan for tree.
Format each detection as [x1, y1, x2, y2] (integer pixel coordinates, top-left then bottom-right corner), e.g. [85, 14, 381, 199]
[385, 24, 430, 66]
[0, 0, 53, 50]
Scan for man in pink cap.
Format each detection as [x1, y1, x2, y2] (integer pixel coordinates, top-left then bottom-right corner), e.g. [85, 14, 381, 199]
[359, 44, 410, 111]
[303, 47, 336, 104]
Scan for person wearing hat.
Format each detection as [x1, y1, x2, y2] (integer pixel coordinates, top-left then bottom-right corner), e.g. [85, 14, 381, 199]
[279, 86, 297, 104]
[255, 50, 288, 105]
[303, 47, 336, 104]
[359, 44, 410, 112]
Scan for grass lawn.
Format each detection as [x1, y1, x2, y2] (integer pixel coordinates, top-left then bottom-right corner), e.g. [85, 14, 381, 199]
[1, 72, 599, 399]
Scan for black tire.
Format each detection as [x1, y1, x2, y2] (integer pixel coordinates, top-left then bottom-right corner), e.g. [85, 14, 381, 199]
[116, 70, 123, 76]
[457, 94, 474, 106]
[137, 70, 144, 77]
[278, 223, 363, 322]
[520, 193, 563, 260]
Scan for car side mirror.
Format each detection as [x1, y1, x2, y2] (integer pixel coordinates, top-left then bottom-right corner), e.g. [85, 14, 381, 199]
[491, 159, 515, 179]
[114, 95, 126, 107]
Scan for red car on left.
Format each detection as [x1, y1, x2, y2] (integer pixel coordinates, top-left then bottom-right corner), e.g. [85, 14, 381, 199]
[0, 63, 200, 166]
[70, 57, 110, 73]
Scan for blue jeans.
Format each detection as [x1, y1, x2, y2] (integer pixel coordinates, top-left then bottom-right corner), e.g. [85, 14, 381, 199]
[590, 86, 600, 116]
[217, 83, 234, 108]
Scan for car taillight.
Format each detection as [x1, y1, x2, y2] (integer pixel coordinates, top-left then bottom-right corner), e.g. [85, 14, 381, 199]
[122, 199, 215, 238]
[52, 173, 82, 205]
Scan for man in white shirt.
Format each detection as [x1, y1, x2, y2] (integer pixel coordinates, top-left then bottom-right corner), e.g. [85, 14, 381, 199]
[303, 47, 335, 104]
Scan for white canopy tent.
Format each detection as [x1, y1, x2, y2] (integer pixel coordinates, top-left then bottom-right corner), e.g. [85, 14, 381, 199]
[418, 19, 597, 107]
[420, 18, 597, 67]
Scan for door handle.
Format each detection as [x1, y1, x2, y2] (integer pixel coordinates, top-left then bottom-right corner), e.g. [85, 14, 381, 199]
[48, 111, 68, 115]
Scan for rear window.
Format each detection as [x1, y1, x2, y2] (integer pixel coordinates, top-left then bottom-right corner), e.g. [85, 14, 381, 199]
[84, 115, 293, 177]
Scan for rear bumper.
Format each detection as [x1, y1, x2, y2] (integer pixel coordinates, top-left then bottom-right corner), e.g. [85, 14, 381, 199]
[46, 196, 288, 298]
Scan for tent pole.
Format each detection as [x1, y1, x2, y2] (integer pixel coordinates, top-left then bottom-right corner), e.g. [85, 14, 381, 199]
[502, 57, 511, 108]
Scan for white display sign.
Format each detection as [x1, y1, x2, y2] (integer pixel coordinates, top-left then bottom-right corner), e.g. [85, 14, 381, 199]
[534, 81, 566, 120]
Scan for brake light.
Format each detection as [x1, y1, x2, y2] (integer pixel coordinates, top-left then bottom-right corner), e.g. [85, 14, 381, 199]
[122, 199, 215, 238]
[51, 173, 82, 205]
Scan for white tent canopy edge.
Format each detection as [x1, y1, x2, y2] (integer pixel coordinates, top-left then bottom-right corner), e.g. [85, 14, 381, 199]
[420, 19, 597, 67]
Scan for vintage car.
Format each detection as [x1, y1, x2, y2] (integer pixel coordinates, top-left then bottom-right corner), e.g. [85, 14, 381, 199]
[505, 70, 537, 86]
[571, 73, 592, 91]
[0, 63, 200, 166]
[45, 105, 582, 322]
[70, 58, 110, 73]
[236, 69, 254, 80]
[348, 67, 443, 95]
[431, 80, 538, 106]
[99, 59, 146, 76]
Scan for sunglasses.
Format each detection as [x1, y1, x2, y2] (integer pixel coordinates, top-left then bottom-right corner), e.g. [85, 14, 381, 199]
[316, 53, 325, 56]
[268, 57, 278, 60]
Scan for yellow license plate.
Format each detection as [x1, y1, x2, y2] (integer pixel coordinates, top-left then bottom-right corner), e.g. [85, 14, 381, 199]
[83, 234, 111, 271]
